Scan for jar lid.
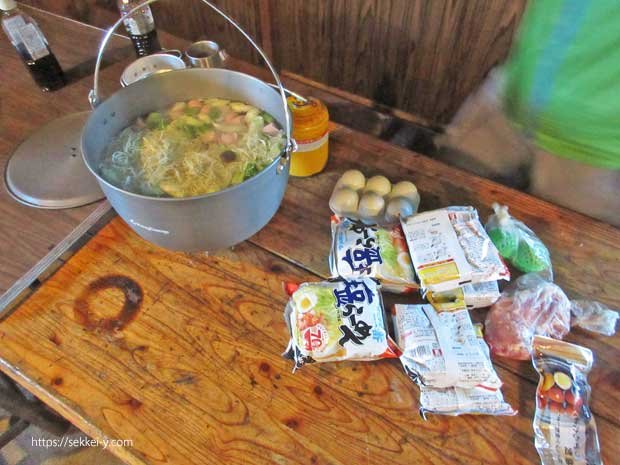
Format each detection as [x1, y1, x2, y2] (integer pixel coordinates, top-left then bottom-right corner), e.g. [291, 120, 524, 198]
[287, 97, 329, 141]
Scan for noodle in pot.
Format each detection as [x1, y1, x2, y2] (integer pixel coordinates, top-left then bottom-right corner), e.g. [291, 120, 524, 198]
[98, 98, 285, 198]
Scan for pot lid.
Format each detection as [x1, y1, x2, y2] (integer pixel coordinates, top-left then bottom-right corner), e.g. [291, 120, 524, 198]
[4, 111, 105, 209]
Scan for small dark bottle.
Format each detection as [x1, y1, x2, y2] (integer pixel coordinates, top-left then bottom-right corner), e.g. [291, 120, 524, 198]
[117, 0, 161, 57]
[1, 0, 65, 92]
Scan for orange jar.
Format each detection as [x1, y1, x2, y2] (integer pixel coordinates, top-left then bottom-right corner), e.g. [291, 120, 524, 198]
[287, 96, 329, 177]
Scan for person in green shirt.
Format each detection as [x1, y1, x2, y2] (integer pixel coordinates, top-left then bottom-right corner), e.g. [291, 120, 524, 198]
[440, 0, 619, 225]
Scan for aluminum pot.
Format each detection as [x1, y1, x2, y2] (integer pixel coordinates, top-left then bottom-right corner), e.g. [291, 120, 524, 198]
[81, 0, 296, 252]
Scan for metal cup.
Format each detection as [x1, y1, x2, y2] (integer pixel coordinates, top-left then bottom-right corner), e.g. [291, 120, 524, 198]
[185, 40, 228, 68]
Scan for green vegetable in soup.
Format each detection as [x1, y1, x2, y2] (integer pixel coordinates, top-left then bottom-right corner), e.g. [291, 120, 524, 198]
[145, 112, 167, 130]
[261, 111, 274, 124]
[208, 107, 222, 121]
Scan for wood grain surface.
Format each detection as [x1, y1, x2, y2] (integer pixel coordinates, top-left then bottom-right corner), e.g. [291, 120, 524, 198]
[22, 0, 526, 124]
[270, 0, 525, 123]
[0, 218, 618, 465]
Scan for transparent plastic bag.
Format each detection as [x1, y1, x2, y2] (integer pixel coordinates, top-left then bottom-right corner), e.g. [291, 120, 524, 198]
[571, 300, 619, 336]
[485, 203, 551, 273]
[532, 336, 602, 465]
[484, 273, 571, 360]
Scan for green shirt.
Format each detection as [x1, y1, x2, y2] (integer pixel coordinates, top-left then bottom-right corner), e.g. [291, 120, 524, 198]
[503, 0, 620, 169]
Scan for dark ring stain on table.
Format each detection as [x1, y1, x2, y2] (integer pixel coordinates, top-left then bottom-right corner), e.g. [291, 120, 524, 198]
[74, 275, 143, 332]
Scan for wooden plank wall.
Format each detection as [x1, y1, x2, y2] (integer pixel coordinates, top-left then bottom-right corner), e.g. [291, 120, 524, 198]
[21, 0, 526, 125]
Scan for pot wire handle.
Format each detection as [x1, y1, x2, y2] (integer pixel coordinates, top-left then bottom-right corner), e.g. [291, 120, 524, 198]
[89, 0, 295, 173]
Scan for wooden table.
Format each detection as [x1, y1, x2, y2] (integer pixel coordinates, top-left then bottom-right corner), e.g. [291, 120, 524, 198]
[1, 6, 619, 465]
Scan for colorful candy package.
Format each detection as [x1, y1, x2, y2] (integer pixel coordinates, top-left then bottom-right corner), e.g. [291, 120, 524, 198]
[283, 278, 398, 370]
[532, 336, 602, 465]
[329, 217, 418, 293]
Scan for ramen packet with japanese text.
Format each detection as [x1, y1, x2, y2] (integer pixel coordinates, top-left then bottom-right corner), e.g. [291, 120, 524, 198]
[283, 278, 398, 370]
[532, 336, 602, 465]
[392, 303, 514, 416]
[329, 217, 418, 293]
[401, 206, 510, 293]
[392, 303, 502, 389]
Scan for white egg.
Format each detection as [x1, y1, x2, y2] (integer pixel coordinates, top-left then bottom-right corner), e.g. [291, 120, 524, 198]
[389, 181, 419, 204]
[336, 169, 366, 191]
[385, 197, 416, 222]
[358, 192, 385, 218]
[329, 187, 359, 216]
[363, 175, 392, 197]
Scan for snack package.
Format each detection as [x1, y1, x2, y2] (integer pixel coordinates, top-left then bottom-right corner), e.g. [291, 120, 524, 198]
[329, 217, 418, 293]
[485, 273, 571, 360]
[485, 203, 552, 273]
[283, 278, 398, 370]
[571, 300, 619, 336]
[401, 206, 510, 293]
[532, 336, 602, 465]
[419, 385, 516, 417]
[392, 304, 502, 389]
[428, 281, 500, 310]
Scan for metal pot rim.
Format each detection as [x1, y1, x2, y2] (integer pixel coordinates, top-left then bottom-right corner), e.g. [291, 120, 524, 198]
[82, 68, 288, 202]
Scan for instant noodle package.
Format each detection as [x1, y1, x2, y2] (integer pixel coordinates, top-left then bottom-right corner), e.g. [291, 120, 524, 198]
[283, 278, 398, 370]
[329, 217, 418, 293]
[419, 385, 515, 417]
[392, 303, 514, 416]
[392, 303, 501, 389]
[400, 206, 510, 293]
